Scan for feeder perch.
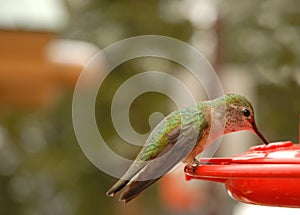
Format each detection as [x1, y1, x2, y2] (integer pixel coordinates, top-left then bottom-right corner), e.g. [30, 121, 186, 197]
[185, 141, 300, 208]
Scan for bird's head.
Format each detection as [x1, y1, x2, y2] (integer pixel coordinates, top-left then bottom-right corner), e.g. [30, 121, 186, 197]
[223, 94, 268, 145]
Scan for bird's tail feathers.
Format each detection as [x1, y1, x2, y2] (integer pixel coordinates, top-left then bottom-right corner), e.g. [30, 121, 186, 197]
[119, 177, 161, 204]
[106, 179, 130, 197]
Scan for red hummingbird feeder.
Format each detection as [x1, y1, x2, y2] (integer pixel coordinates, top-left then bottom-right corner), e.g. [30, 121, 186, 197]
[185, 140, 300, 208]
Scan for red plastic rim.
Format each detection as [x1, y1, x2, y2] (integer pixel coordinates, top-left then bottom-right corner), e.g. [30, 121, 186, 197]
[185, 141, 300, 207]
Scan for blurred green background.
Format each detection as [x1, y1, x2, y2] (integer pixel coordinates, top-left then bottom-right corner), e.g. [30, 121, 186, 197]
[0, 0, 299, 214]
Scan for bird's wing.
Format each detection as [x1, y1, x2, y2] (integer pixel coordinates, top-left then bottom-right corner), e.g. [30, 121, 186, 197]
[119, 122, 207, 203]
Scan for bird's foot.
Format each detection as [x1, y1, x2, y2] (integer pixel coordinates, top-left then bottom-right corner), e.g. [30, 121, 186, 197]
[184, 159, 199, 174]
[184, 159, 212, 174]
[191, 159, 200, 173]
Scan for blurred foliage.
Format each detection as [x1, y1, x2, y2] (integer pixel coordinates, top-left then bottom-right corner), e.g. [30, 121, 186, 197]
[257, 80, 300, 143]
[63, 0, 193, 46]
[0, 96, 114, 215]
[220, 0, 300, 67]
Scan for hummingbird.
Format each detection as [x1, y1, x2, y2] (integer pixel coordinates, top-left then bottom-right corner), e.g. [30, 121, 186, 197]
[106, 94, 268, 203]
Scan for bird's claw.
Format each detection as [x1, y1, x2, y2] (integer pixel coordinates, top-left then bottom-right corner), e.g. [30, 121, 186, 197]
[184, 159, 212, 174]
[191, 159, 200, 173]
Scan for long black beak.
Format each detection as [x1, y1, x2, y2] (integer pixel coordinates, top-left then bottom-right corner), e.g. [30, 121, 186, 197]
[251, 122, 268, 145]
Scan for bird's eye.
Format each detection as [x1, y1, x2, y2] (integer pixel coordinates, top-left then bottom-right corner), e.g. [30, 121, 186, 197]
[243, 109, 251, 117]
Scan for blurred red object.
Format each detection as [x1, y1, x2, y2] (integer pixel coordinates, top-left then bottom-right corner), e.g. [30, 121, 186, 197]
[159, 165, 208, 212]
[185, 141, 300, 208]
